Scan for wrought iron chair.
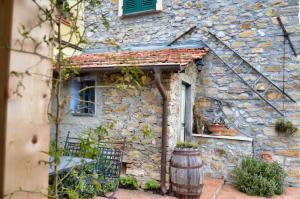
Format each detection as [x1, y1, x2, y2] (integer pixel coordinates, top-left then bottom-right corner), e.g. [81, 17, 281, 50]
[63, 132, 126, 199]
[64, 131, 82, 156]
[94, 137, 126, 199]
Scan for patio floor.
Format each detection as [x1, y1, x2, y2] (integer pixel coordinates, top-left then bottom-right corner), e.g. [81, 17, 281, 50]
[97, 178, 300, 199]
[218, 184, 300, 199]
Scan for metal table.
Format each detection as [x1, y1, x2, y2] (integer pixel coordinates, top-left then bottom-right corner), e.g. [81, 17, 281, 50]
[49, 156, 96, 176]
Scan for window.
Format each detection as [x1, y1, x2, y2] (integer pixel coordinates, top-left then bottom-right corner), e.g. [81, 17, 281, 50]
[119, 0, 162, 16]
[71, 79, 95, 115]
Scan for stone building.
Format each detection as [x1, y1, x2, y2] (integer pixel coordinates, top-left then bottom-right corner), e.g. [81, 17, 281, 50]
[57, 0, 300, 189]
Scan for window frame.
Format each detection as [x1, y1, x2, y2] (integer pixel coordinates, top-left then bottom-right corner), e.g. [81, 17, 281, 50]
[71, 77, 96, 117]
[118, 0, 163, 17]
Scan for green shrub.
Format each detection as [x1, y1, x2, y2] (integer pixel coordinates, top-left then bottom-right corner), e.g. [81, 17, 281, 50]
[120, 176, 139, 190]
[232, 157, 286, 197]
[55, 164, 102, 198]
[176, 141, 197, 149]
[145, 179, 160, 190]
[275, 119, 298, 135]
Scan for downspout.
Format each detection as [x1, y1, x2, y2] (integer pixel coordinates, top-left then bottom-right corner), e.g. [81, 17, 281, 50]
[154, 69, 168, 194]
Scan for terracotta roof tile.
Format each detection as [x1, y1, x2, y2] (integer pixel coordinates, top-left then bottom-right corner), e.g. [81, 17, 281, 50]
[70, 48, 209, 68]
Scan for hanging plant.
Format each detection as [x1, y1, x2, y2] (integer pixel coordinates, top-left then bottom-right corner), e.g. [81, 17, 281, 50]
[275, 119, 298, 135]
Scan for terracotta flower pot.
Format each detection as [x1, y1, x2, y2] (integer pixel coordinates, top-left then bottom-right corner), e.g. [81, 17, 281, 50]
[260, 151, 273, 164]
[222, 129, 238, 136]
[208, 124, 225, 135]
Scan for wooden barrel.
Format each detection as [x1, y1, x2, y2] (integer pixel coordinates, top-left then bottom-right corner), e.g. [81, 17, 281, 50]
[170, 148, 203, 199]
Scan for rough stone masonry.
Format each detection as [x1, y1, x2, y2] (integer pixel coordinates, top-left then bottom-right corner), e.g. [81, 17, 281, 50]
[80, 0, 300, 186]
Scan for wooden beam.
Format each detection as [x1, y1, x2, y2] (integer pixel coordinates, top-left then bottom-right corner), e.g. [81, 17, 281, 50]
[55, 38, 83, 51]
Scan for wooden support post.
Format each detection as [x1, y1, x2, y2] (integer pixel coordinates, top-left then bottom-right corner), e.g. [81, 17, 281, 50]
[1, 1, 53, 198]
[0, 0, 14, 196]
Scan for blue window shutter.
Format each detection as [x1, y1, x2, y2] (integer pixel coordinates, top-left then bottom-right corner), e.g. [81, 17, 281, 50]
[123, 0, 156, 15]
[70, 79, 80, 112]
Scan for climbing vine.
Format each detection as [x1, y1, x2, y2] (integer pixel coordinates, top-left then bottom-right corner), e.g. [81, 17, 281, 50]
[4, 1, 151, 198]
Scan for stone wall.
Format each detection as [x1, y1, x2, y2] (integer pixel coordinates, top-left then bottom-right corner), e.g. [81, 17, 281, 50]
[57, 73, 163, 184]
[193, 135, 253, 182]
[196, 50, 300, 186]
[56, 68, 190, 185]
[100, 72, 165, 183]
[83, 0, 300, 187]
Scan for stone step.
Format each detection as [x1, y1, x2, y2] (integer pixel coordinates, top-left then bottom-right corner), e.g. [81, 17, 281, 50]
[200, 177, 224, 199]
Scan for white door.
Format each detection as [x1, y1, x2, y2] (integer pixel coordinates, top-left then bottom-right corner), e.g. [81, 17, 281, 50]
[180, 84, 186, 142]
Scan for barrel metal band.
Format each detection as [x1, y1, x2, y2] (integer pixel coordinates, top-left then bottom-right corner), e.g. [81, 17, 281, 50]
[171, 163, 202, 169]
[173, 151, 200, 156]
[175, 192, 202, 196]
[171, 182, 204, 189]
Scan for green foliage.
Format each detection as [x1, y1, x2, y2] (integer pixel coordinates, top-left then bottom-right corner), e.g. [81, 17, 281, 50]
[100, 178, 118, 194]
[145, 179, 160, 190]
[61, 67, 80, 81]
[232, 157, 286, 197]
[79, 124, 113, 158]
[48, 123, 115, 198]
[55, 164, 102, 198]
[176, 141, 198, 149]
[116, 66, 148, 90]
[141, 125, 153, 138]
[101, 14, 110, 31]
[120, 176, 139, 190]
[275, 119, 298, 135]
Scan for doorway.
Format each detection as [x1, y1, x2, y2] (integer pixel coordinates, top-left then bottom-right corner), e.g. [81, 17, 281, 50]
[180, 82, 192, 142]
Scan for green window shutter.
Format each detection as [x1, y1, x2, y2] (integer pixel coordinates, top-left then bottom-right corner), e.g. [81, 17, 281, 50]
[140, 0, 156, 12]
[123, 0, 156, 15]
[123, 0, 138, 15]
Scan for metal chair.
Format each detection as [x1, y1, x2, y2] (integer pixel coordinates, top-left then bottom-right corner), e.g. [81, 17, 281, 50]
[95, 137, 126, 199]
[63, 131, 82, 156]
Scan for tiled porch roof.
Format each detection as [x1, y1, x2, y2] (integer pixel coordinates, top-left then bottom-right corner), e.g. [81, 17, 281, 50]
[70, 48, 209, 68]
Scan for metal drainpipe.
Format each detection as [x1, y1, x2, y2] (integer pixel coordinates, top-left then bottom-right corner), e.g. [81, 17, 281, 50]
[154, 69, 168, 194]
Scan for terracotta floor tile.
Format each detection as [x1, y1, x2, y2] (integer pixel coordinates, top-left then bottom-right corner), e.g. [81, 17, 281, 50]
[218, 185, 300, 199]
[200, 178, 224, 199]
[97, 189, 176, 199]
[97, 181, 300, 199]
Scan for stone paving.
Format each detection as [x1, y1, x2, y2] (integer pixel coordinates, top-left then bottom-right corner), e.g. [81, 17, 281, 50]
[97, 178, 300, 199]
[97, 189, 176, 199]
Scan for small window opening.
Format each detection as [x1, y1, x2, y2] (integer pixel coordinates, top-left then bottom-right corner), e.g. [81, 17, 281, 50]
[71, 79, 96, 115]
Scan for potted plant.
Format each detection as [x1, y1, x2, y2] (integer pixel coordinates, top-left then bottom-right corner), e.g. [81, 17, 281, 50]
[222, 128, 238, 136]
[275, 119, 298, 135]
[208, 117, 226, 135]
[193, 113, 206, 134]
